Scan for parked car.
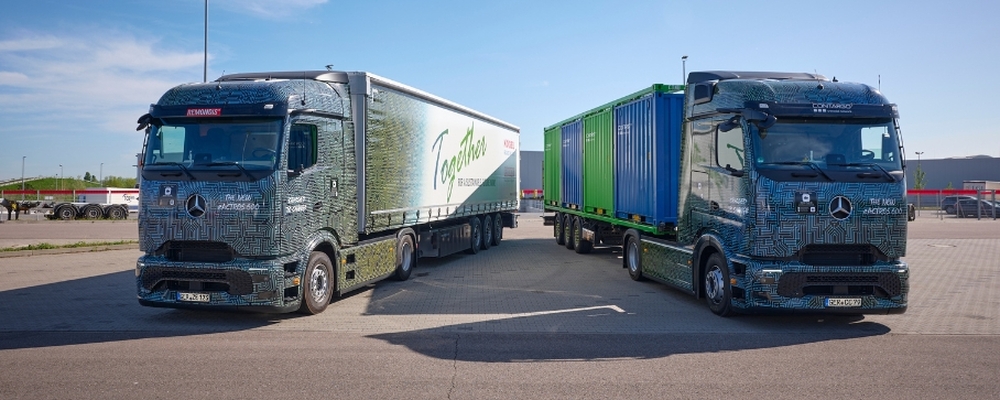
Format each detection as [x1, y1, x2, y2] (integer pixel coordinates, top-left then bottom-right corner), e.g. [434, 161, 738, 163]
[941, 195, 977, 215]
[954, 198, 1000, 218]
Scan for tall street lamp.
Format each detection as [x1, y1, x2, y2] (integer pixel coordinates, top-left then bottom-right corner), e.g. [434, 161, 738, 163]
[21, 155, 26, 200]
[681, 55, 688, 86]
[915, 151, 923, 165]
[100, 163, 104, 186]
[59, 164, 63, 191]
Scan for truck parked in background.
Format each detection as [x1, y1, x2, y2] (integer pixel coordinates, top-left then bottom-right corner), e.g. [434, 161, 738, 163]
[544, 71, 908, 316]
[48, 187, 139, 220]
[135, 70, 519, 314]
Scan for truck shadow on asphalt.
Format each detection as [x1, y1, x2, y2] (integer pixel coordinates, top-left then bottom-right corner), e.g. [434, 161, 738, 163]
[364, 237, 892, 362]
[0, 270, 306, 350]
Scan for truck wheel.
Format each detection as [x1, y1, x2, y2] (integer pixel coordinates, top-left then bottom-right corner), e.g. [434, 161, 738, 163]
[574, 216, 592, 254]
[465, 216, 482, 254]
[491, 213, 503, 246]
[107, 205, 128, 220]
[82, 204, 104, 219]
[298, 251, 334, 315]
[554, 212, 565, 245]
[563, 214, 576, 250]
[393, 234, 415, 281]
[54, 204, 77, 220]
[704, 253, 735, 317]
[626, 235, 644, 281]
[481, 214, 493, 250]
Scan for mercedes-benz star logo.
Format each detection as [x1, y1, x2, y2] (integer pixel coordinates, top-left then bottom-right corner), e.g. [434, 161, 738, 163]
[186, 194, 207, 218]
[829, 195, 852, 220]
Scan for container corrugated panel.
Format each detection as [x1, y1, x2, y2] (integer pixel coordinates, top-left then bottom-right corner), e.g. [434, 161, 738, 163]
[613, 90, 684, 226]
[560, 120, 583, 209]
[583, 108, 614, 215]
[543, 126, 562, 207]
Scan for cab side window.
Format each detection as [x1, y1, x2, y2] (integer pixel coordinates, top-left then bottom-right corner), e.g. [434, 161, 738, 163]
[716, 125, 745, 171]
[288, 124, 318, 172]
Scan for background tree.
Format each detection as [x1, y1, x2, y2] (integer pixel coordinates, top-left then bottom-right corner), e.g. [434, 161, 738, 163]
[84, 172, 92, 181]
[914, 164, 927, 189]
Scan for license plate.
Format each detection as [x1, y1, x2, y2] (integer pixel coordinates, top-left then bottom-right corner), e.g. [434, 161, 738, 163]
[177, 292, 211, 302]
[825, 298, 862, 307]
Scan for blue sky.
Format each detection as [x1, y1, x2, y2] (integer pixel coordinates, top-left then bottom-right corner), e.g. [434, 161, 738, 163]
[1, 0, 997, 181]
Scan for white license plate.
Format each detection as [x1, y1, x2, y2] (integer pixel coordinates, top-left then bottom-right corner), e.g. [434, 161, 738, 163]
[177, 292, 211, 302]
[825, 298, 862, 307]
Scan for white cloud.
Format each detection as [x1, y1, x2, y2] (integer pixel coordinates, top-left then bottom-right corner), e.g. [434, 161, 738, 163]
[218, 0, 328, 19]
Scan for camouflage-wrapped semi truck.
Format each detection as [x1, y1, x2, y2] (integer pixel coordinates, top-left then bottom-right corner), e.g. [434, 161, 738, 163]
[135, 71, 519, 314]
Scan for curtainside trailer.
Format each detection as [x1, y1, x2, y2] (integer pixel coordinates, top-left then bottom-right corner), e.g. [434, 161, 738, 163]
[135, 70, 519, 314]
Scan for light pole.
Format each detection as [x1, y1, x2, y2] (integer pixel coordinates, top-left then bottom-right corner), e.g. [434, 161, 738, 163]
[204, 0, 209, 82]
[59, 164, 63, 191]
[681, 55, 688, 85]
[100, 163, 104, 186]
[21, 155, 26, 200]
[915, 151, 923, 164]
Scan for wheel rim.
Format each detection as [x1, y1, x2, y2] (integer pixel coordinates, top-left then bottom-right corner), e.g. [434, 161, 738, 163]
[705, 266, 725, 305]
[627, 239, 639, 273]
[472, 221, 481, 247]
[309, 267, 330, 303]
[400, 241, 413, 272]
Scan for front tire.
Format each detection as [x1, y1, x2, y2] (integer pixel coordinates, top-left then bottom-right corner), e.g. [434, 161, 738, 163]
[704, 253, 735, 317]
[393, 234, 415, 281]
[298, 251, 334, 315]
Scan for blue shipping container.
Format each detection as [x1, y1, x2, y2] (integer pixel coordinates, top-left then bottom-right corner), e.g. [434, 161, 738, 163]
[613, 92, 684, 226]
[561, 120, 583, 209]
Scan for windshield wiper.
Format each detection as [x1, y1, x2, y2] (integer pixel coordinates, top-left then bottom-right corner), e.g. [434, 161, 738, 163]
[149, 161, 196, 180]
[831, 162, 896, 182]
[207, 161, 257, 180]
[760, 161, 832, 181]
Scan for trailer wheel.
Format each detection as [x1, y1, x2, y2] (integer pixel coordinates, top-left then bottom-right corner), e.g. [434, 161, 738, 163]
[298, 251, 334, 315]
[574, 216, 593, 254]
[626, 234, 644, 281]
[393, 234, 416, 281]
[82, 204, 104, 219]
[465, 216, 482, 254]
[54, 204, 77, 220]
[704, 253, 735, 317]
[491, 213, 503, 246]
[554, 212, 565, 245]
[563, 214, 576, 250]
[481, 214, 493, 250]
[106, 205, 128, 220]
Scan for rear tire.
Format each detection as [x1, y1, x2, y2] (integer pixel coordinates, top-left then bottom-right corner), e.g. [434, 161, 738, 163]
[574, 216, 593, 254]
[704, 253, 735, 317]
[481, 214, 493, 250]
[82, 204, 103, 219]
[465, 216, 482, 254]
[54, 204, 77, 220]
[298, 251, 334, 315]
[563, 214, 576, 250]
[393, 234, 415, 281]
[554, 212, 565, 245]
[107, 205, 128, 220]
[626, 234, 644, 281]
[491, 213, 503, 246]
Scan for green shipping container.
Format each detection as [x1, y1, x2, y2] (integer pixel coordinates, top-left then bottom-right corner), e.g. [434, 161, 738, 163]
[543, 125, 562, 207]
[582, 108, 614, 215]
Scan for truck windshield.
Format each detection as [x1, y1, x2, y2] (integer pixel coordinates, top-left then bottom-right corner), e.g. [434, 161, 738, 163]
[752, 119, 902, 172]
[144, 118, 282, 171]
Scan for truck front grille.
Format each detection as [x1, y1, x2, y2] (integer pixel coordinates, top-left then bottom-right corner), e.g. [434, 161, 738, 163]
[777, 272, 902, 298]
[141, 267, 253, 295]
[157, 241, 236, 263]
[796, 244, 885, 266]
